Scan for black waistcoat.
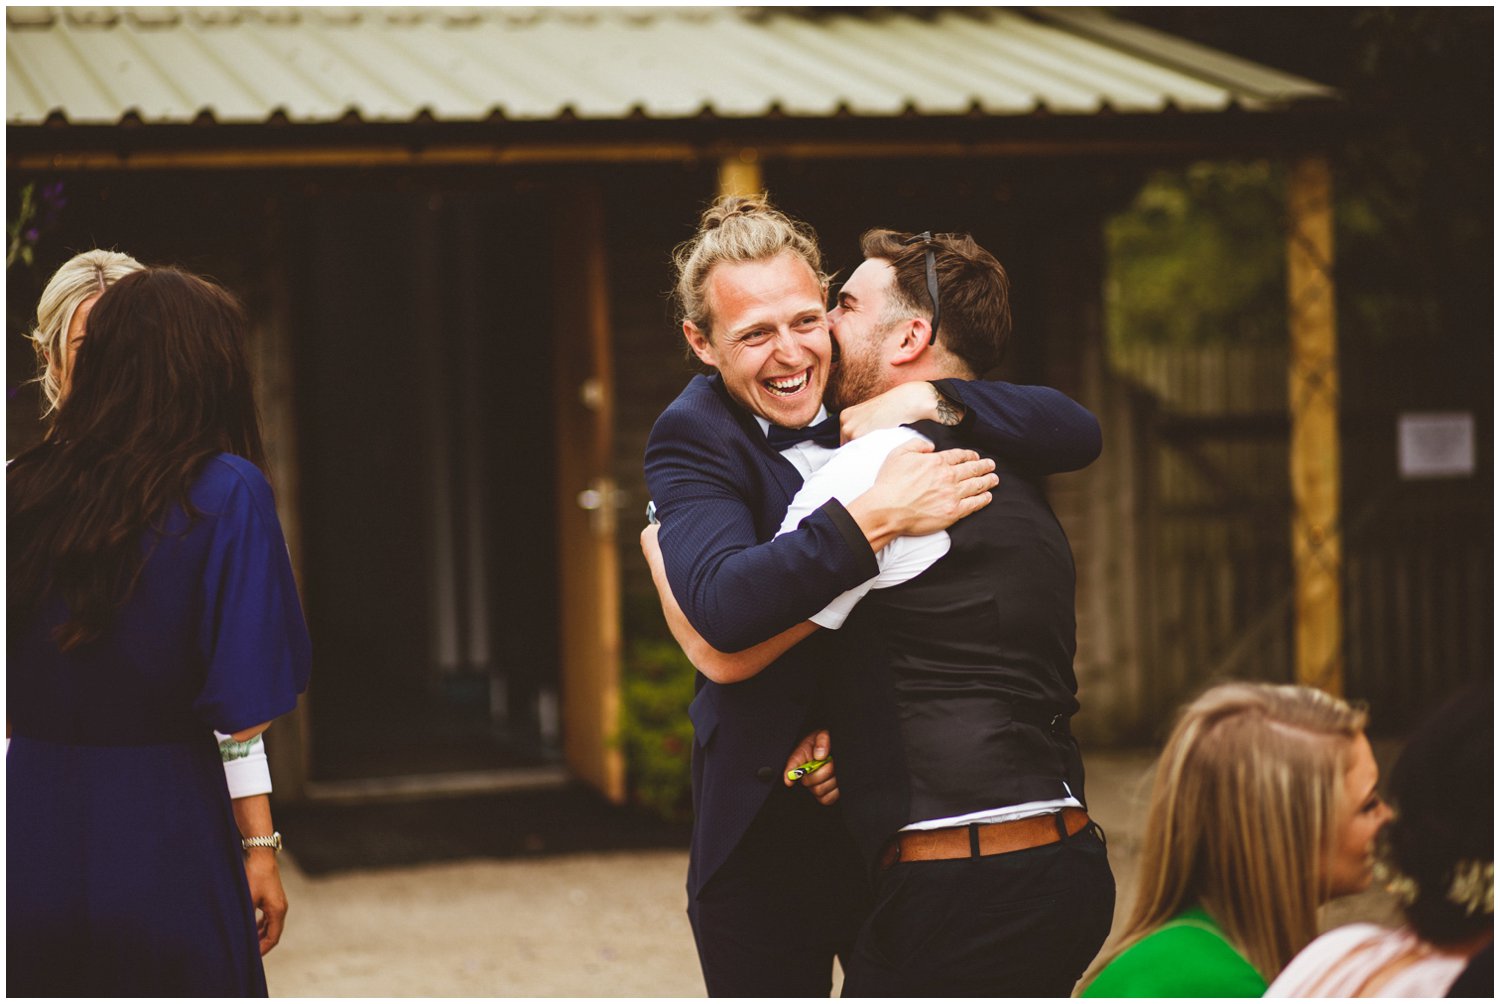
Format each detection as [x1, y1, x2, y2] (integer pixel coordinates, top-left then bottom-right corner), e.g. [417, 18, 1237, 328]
[825, 422, 1088, 870]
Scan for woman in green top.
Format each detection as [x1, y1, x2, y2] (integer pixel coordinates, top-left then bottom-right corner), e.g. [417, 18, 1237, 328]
[1081, 683, 1392, 997]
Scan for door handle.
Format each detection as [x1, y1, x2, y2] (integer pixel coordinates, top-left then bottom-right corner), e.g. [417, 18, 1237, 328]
[576, 477, 622, 533]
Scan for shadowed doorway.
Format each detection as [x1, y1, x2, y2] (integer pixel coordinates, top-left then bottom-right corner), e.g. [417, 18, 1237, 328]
[292, 181, 560, 787]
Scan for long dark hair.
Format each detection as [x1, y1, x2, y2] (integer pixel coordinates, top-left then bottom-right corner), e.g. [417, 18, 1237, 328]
[9, 266, 268, 651]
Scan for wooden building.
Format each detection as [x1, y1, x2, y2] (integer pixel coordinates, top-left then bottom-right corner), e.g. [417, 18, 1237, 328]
[9, 7, 1485, 802]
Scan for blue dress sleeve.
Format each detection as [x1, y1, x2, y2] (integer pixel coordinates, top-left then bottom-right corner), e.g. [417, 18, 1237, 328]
[193, 462, 312, 734]
[932, 378, 1102, 473]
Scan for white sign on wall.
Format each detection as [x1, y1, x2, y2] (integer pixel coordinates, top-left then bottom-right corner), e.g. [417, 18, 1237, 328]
[1397, 411, 1475, 479]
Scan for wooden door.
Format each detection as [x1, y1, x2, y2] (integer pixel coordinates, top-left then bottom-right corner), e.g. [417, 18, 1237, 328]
[551, 183, 626, 802]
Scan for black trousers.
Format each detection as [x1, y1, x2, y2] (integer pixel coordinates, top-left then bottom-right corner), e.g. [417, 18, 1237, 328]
[841, 820, 1116, 997]
[688, 784, 869, 997]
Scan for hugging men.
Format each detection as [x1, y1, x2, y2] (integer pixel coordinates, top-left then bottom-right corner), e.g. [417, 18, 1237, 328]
[643, 195, 1113, 996]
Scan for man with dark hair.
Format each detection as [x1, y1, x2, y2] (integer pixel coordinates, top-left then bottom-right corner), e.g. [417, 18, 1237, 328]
[648, 228, 1114, 995]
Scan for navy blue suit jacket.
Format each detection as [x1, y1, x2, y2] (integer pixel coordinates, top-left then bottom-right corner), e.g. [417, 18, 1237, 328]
[643, 375, 1100, 897]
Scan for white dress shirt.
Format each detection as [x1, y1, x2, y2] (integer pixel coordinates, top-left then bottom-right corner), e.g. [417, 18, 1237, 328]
[773, 426, 950, 628]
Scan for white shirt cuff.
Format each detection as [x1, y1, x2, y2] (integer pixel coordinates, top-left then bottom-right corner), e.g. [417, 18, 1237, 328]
[216, 731, 272, 799]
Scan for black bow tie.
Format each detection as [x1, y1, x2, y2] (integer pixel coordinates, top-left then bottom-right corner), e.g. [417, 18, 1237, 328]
[766, 414, 841, 451]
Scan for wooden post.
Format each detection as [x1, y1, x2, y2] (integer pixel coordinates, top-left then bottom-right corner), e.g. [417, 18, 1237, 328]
[717, 149, 763, 197]
[552, 183, 626, 803]
[1286, 154, 1343, 695]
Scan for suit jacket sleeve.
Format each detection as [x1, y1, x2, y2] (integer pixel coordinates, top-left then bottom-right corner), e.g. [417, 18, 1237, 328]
[645, 400, 878, 653]
[932, 378, 1102, 474]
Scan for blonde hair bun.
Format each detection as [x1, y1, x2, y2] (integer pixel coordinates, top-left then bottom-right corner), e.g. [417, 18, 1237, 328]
[699, 194, 772, 231]
[672, 194, 826, 339]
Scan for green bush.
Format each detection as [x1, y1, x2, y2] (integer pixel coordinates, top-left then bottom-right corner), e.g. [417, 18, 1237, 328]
[619, 638, 697, 821]
[1105, 160, 1286, 349]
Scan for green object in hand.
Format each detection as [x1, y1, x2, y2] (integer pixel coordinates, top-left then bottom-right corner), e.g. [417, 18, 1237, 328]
[786, 757, 829, 782]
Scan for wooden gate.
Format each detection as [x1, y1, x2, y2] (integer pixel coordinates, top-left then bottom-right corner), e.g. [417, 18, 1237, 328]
[1109, 342, 1489, 736]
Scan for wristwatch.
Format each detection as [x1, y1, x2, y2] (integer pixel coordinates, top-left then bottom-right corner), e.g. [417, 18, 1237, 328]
[241, 831, 283, 853]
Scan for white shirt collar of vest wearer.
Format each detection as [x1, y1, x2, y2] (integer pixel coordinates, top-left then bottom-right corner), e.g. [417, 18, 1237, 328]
[752, 405, 829, 442]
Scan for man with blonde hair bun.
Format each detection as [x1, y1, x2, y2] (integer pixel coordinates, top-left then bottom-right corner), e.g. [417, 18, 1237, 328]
[645, 197, 1102, 995]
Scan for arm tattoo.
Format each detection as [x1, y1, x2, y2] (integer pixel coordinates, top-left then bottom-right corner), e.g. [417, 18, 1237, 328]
[932, 384, 964, 426]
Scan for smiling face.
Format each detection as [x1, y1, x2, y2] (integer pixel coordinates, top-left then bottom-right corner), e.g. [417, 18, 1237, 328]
[683, 252, 831, 428]
[1323, 730, 1393, 899]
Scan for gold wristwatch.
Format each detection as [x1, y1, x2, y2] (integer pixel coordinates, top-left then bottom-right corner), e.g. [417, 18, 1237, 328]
[241, 831, 283, 853]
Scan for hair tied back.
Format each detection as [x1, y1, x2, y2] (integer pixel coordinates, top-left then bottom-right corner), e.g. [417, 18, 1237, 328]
[700, 194, 770, 231]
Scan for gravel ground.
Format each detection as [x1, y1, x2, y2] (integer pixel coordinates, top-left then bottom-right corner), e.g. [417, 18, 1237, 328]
[265, 849, 702, 997]
[263, 749, 1399, 997]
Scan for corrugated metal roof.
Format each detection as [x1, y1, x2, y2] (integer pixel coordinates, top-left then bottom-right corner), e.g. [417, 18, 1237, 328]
[6, 6, 1335, 128]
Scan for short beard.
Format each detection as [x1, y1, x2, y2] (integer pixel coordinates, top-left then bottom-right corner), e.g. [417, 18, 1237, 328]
[830, 340, 886, 410]
[830, 312, 910, 410]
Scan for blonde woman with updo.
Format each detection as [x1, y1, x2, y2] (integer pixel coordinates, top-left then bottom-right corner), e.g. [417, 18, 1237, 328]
[28, 249, 144, 411]
[1081, 682, 1392, 997]
[1267, 680, 1492, 996]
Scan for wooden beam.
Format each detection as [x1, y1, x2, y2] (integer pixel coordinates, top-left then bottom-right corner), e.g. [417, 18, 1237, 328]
[8, 135, 1321, 173]
[1286, 154, 1343, 695]
[717, 148, 763, 197]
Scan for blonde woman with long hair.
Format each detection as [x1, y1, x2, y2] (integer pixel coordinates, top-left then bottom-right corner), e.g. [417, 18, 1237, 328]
[1081, 682, 1392, 997]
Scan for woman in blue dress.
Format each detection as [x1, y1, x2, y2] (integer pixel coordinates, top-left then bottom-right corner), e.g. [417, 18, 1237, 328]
[22, 248, 292, 952]
[8, 266, 312, 995]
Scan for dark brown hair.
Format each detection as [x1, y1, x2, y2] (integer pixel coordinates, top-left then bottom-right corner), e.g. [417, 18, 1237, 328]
[859, 229, 1011, 377]
[9, 266, 268, 651]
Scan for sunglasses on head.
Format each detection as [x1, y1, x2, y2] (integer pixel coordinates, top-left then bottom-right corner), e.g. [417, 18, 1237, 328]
[900, 231, 941, 346]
